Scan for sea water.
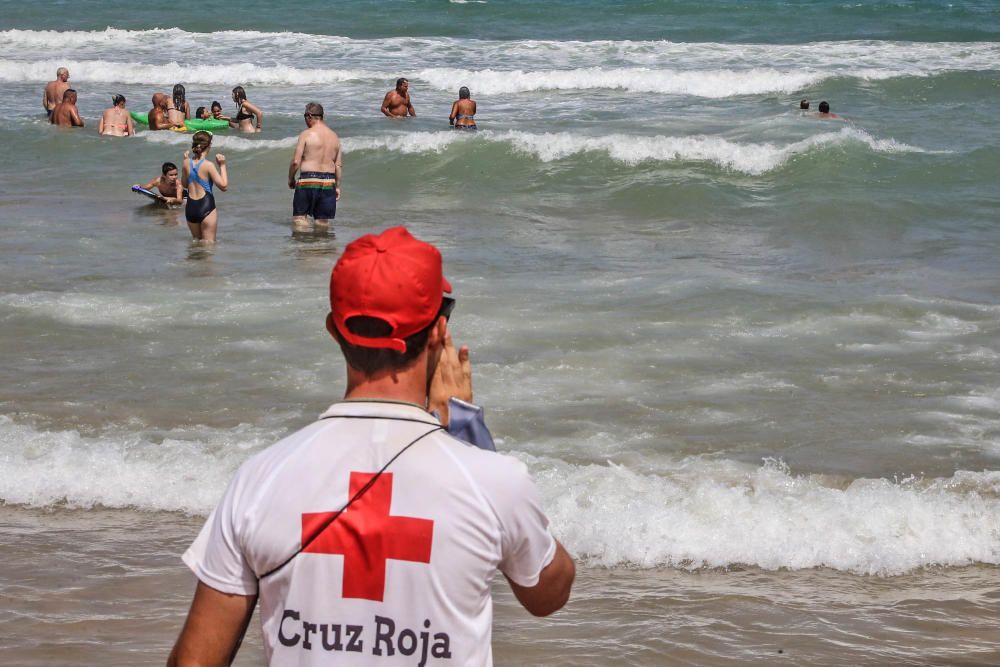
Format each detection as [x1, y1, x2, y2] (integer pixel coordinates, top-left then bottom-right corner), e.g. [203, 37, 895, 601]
[1, 1, 999, 664]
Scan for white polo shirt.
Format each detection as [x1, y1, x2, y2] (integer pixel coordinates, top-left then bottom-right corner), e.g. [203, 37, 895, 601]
[183, 400, 556, 666]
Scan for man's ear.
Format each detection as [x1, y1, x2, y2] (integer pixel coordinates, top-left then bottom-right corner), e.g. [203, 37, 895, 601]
[428, 315, 448, 350]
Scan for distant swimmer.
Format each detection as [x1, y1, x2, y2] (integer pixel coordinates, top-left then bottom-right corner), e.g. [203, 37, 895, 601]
[194, 106, 209, 120]
[288, 102, 342, 234]
[148, 93, 173, 131]
[182, 131, 228, 242]
[230, 86, 263, 133]
[210, 100, 228, 122]
[449, 86, 477, 129]
[800, 99, 810, 110]
[381, 77, 415, 118]
[135, 162, 187, 205]
[49, 89, 84, 128]
[816, 100, 844, 120]
[168, 84, 191, 129]
[43, 67, 70, 118]
[98, 94, 134, 136]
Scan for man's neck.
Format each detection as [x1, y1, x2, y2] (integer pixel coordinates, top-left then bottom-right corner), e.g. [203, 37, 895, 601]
[343, 366, 429, 410]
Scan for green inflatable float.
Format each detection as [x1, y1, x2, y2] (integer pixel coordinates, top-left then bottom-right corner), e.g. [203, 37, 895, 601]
[130, 111, 230, 132]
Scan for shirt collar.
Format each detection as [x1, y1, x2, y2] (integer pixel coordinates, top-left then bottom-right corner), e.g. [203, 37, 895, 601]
[319, 399, 441, 426]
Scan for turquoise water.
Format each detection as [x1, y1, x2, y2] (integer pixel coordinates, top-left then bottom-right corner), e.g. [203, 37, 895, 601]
[1, 1, 999, 664]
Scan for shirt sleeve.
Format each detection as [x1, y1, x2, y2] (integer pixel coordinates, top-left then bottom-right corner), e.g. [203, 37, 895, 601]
[446, 398, 496, 451]
[182, 472, 259, 596]
[493, 459, 557, 587]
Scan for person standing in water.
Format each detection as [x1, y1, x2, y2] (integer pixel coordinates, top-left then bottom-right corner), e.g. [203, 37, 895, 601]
[148, 93, 173, 131]
[43, 67, 70, 119]
[98, 94, 134, 136]
[49, 89, 84, 128]
[381, 77, 416, 117]
[288, 102, 342, 234]
[168, 84, 191, 129]
[230, 86, 263, 133]
[449, 86, 477, 129]
[182, 131, 228, 243]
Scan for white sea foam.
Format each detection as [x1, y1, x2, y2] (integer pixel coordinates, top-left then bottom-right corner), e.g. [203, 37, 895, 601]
[131, 127, 931, 175]
[534, 455, 1000, 575]
[2, 414, 997, 575]
[0, 59, 373, 86]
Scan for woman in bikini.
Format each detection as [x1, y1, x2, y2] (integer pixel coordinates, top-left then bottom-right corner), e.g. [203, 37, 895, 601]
[182, 131, 228, 243]
[98, 94, 134, 136]
[449, 86, 477, 130]
[168, 84, 191, 130]
[230, 85, 263, 133]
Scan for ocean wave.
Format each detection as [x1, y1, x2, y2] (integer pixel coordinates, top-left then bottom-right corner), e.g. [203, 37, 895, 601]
[2, 28, 998, 74]
[1, 414, 997, 575]
[341, 127, 930, 175]
[536, 455, 1000, 575]
[0, 57, 980, 98]
[0, 59, 373, 87]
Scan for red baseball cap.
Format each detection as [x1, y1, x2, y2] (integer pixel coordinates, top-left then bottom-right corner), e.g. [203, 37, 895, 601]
[327, 226, 452, 352]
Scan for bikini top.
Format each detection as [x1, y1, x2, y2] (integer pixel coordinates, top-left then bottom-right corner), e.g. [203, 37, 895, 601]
[456, 114, 475, 120]
[188, 157, 213, 193]
[235, 103, 254, 121]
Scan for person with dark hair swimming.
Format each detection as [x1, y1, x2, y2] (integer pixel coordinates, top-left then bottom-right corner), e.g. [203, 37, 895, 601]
[135, 162, 187, 205]
[381, 77, 416, 117]
[800, 99, 810, 110]
[98, 94, 134, 136]
[182, 131, 228, 242]
[168, 84, 191, 129]
[230, 86, 263, 132]
[816, 100, 843, 120]
[449, 86, 477, 130]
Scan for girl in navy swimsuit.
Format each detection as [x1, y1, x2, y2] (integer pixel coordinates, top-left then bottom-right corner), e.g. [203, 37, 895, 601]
[182, 131, 229, 242]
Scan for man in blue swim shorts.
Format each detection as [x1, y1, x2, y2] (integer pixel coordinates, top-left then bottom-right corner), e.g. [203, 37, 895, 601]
[288, 102, 342, 234]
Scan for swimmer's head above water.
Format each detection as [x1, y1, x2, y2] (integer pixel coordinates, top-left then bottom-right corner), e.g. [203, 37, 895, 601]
[800, 99, 809, 110]
[459, 86, 471, 100]
[819, 101, 830, 113]
[232, 86, 247, 105]
[395, 77, 408, 93]
[112, 94, 126, 107]
[190, 130, 213, 157]
[173, 84, 186, 110]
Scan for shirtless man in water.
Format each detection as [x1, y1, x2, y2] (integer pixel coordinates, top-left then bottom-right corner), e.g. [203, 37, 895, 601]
[148, 93, 173, 131]
[288, 102, 342, 233]
[49, 89, 84, 128]
[43, 67, 70, 118]
[381, 77, 416, 117]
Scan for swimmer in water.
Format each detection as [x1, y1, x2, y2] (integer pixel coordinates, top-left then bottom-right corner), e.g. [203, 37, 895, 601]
[98, 94, 134, 136]
[182, 131, 229, 242]
[816, 100, 843, 120]
[43, 67, 70, 119]
[230, 86, 263, 133]
[148, 93, 173, 131]
[449, 86, 477, 130]
[135, 162, 187, 205]
[49, 89, 84, 128]
[168, 84, 191, 129]
[381, 77, 415, 118]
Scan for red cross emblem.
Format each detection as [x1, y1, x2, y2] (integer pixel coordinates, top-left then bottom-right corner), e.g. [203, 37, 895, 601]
[301, 472, 434, 602]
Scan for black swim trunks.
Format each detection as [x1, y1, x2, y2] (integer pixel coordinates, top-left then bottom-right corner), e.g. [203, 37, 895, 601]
[292, 171, 337, 220]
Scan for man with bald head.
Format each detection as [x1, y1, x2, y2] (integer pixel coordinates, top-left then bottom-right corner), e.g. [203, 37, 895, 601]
[148, 93, 173, 130]
[49, 89, 84, 128]
[43, 67, 70, 118]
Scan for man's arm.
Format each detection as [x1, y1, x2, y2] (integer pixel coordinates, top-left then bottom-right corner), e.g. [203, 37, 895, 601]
[380, 91, 394, 117]
[71, 106, 84, 127]
[406, 94, 416, 117]
[506, 539, 575, 617]
[167, 581, 256, 667]
[42, 87, 49, 112]
[150, 111, 171, 130]
[334, 141, 342, 200]
[449, 101, 458, 125]
[288, 134, 306, 188]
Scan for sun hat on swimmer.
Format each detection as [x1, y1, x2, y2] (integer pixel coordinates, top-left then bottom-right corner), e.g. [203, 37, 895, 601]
[327, 226, 452, 352]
